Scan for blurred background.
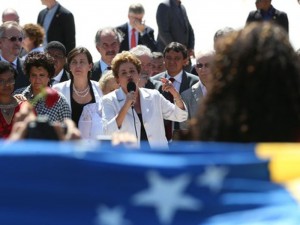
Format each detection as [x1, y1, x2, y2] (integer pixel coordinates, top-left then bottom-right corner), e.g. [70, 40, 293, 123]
[1, 0, 300, 59]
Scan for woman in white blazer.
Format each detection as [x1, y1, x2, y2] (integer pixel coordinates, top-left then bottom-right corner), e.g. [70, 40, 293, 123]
[52, 47, 103, 126]
[102, 51, 188, 149]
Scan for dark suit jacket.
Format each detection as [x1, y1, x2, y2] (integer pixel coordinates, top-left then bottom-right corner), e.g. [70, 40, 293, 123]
[91, 60, 103, 81]
[151, 70, 199, 131]
[0, 58, 29, 90]
[37, 3, 76, 54]
[156, 0, 195, 52]
[116, 23, 157, 52]
[246, 5, 289, 33]
[60, 70, 70, 82]
[151, 70, 199, 96]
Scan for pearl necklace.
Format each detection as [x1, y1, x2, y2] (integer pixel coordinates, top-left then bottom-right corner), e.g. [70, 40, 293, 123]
[73, 85, 90, 98]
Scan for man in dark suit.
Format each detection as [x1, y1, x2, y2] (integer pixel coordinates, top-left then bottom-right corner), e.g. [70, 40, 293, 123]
[151, 42, 199, 141]
[246, 0, 289, 34]
[116, 3, 157, 52]
[44, 41, 70, 86]
[0, 21, 29, 90]
[37, 0, 76, 54]
[91, 27, 123, 82]
[156, 0, 195, 58]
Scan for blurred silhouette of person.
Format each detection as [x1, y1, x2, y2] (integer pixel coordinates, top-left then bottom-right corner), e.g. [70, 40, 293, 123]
[2, 8, 19, 24]
[21, 23, 45, 60]
[246, 0, 288, 34]
[189, 22, 300, 142]
[37, 0, 76, 54]
[156, 0, 195, 71]
[151, 51, 165, 76]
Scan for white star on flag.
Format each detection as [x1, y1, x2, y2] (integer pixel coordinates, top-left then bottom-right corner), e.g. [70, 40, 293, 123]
[197, 165, 229, 193]
[94, 205, 131, 225]
[131, 171, 202, 225]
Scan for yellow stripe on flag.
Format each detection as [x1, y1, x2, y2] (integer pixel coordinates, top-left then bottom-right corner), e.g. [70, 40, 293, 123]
[256, 143, 300, 183]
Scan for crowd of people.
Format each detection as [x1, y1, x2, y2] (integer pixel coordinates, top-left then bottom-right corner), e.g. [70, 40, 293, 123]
[1, 0, 299, 148]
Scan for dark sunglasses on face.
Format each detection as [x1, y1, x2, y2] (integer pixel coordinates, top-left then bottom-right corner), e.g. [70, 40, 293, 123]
[2, 36, 23, 42]
[196, 63, 210, 69]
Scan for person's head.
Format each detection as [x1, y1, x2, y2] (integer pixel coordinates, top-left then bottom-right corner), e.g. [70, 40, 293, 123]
[22, 23, 45, 52]
[67, 47, 93, 79]
[95, 27, 123, 65]
[129, 45, 152, 87]
[111, 51, 141, 93]
[255, 0, 271, 11]
[44, 41, 67, 76]
[151, 51, 165, 76]
[0, 21, 24, 61]
[2, 8, 19, 24]
[213, 27, 234, 51]
[0, 61, 17, 97]
[23, 52, 55, 95]
[99, 70, 119, 95]
[128, 3, 145, 27]
[163, 42, 188, 76]
[41, 0, 57, 8]
[194, 51, 214, 87]
[193, 22, 300, 142]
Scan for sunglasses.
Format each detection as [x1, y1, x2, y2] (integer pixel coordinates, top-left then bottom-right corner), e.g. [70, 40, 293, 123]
[196, 63, 210, 69]
[2, 36, 23, 42]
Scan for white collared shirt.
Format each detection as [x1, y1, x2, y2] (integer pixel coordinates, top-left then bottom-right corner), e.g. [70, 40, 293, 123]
[166, 71, 183, 92]
[99, 60, 110, 72]
[51, 69, 64, 85]
[0, 55, 18, 69]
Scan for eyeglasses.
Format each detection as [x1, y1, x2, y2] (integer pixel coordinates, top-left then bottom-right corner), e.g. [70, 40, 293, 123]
[0, 78, 15, 86]
[2, 36, 23, 42]
[196, 63, 210, 69]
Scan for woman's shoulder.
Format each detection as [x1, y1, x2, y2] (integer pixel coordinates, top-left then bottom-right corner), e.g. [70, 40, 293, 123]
[52, 80, 71, 90]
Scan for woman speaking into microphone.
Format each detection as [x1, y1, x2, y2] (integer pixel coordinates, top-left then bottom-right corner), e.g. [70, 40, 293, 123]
[102, 51, 188, 149]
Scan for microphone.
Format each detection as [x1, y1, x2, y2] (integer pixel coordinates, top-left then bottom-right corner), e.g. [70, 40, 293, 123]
[126, 80, 138, 139]
[127, 81, 136, 93]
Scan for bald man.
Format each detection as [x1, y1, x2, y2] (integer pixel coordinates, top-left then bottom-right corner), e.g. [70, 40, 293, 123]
[2, 8, 19, 24]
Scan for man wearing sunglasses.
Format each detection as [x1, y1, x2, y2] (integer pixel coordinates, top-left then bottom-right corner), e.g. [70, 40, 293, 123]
[246, 0, 288, 34]
[180, 50, 214, 130]
[0, 21, 29, 90]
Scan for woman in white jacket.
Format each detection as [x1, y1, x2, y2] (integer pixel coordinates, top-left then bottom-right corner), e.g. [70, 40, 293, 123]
[102, 51, 188, 149]
[52, 47, 103, 127]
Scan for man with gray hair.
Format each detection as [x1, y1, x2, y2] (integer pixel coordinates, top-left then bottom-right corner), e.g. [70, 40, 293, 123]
[130, 44, 154, 88]
[0, 21, 29, 89]
[91, 27, 123, 81]
[117, 3, 157, 52]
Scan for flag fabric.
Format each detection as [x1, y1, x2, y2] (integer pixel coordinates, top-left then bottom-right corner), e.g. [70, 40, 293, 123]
[0, 140, 299, 225]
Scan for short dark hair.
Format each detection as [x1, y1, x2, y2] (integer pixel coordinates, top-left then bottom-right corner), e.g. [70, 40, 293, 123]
[0, 61, 17, 79]
[44, 41, 67, 56]
[23, 52, 55, 78]
[163, 42, 188, 59]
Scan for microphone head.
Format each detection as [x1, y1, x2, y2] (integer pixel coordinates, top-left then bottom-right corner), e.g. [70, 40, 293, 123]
[127, 81, 136, 92]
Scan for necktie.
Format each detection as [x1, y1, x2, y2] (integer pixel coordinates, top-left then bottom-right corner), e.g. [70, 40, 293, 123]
[165, 77, 175, 141]
[106, 66, 111, 70]
[49, 78, 55, 87]
[131, 28, 137, 49]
